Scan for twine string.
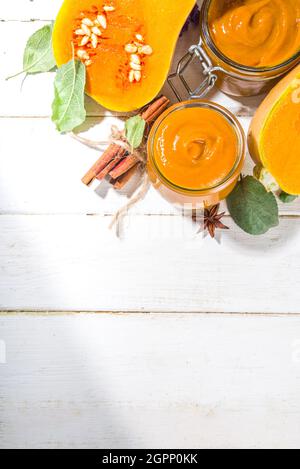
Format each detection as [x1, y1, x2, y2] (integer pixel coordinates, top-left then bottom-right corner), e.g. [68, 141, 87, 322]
[109, 171, 150, 235]
[70, 126, 147, 163]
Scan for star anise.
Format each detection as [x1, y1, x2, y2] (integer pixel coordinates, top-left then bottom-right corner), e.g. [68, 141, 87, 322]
[193, 204, 229, 238]
[204, 204, 229, 238]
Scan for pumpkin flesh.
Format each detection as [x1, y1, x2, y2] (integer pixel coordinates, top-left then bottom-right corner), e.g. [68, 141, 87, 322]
[53, 0, 196, 111]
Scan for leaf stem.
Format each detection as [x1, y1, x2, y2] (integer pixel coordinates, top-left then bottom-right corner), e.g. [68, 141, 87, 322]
[5, 70, 25, 81]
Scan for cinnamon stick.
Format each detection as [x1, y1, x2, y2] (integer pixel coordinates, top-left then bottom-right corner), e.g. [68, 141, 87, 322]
[96, 148, 127, 180]
[81, 96, 170, 187]
[82, 143, 121, 186]
[141, 96, 170, 123]
[109, 155, 139, 180]
[113, 165, 139, 190]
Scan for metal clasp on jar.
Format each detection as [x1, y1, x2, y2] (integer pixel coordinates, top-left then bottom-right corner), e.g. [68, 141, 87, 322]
[168, 39, 222, 101]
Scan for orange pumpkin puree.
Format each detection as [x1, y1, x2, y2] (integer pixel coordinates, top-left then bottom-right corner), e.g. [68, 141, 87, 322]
[209, 0, 300, 67]
[152, 106, 238, 190]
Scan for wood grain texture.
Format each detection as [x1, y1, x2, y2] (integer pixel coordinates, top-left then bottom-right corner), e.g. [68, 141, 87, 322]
[1, 314, 300, 449]
[0, 215, 300, 313]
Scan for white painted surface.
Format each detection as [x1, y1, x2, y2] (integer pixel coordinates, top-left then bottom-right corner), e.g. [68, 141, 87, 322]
[1, 314, 300, 449]
[0, 0, 62, 20]
[1, 215, 300, 313]
[1, 0, 300, 449]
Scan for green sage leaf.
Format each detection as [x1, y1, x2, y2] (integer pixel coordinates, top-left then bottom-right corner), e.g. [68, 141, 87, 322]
[227, 175, 279, 235]
[51, 58, 86, 133]
[279, 191, 298, 204]
[6, 24, 56, 80]
[125, 115, 146, 149]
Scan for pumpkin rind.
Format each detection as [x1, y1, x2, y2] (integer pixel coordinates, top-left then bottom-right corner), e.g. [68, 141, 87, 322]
[52, 0, 196, 112]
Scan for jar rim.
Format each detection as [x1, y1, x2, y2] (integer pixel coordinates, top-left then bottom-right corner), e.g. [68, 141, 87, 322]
[201, 0, 300, 74]
[147, 100, 246, 194]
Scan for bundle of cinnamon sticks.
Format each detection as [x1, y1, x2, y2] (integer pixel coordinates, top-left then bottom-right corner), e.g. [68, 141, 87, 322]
[81, 96, 170, 190]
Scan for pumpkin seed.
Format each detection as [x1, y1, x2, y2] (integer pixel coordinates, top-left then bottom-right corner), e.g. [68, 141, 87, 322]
[129, 70, 135, 83]
[77, 49, 89, 60]
[92, 26, 102, 36]
[139, 45, 153, 55]
[103, 5, 115, 12]
[97, 15, 107, 29]
[91, 33, 98, 48]
[134, 70, 141, 82]
[130, 62, 142, 71]
[82, 18, 94, 27]
[125, 44, 138, 53]
[80, 36, 90, 46]
[81, 24, 91, 35]
[130, 54, 141, 65]
[135, 34, 144, 42]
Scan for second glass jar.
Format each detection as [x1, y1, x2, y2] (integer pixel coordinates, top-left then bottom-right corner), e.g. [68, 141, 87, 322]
[199, 0, 300, 97]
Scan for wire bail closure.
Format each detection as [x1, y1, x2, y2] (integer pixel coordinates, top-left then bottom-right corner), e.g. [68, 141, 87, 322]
[168, 39, 221, 101]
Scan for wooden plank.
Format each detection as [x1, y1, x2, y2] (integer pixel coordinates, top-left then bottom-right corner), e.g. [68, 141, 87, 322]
[0, 20, 261, 117]
[0, 0, 62, 20]
[0, 117, 299, 216]
[1, 313, 300, 449]
[0, 215, 300, 313]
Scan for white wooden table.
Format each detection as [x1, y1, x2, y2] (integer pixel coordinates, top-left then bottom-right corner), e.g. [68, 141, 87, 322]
[1, 0, 300, 449]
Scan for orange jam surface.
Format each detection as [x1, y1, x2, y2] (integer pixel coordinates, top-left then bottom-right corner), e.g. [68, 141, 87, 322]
[152, 106, 238, 191]
[209, 0, 300, 67]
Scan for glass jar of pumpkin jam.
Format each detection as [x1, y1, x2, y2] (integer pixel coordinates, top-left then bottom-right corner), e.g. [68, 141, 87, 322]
[147, 101, 245, 207]
[199, 0, 300, 97]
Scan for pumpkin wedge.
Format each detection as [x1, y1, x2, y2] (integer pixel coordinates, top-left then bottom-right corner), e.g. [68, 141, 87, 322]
[52, 0, 196, 112]
[248, 64, 300, 195]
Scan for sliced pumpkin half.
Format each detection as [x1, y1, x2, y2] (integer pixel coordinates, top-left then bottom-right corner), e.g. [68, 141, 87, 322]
[52, 0, 196, 112]
[249, 63, 300, 195]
